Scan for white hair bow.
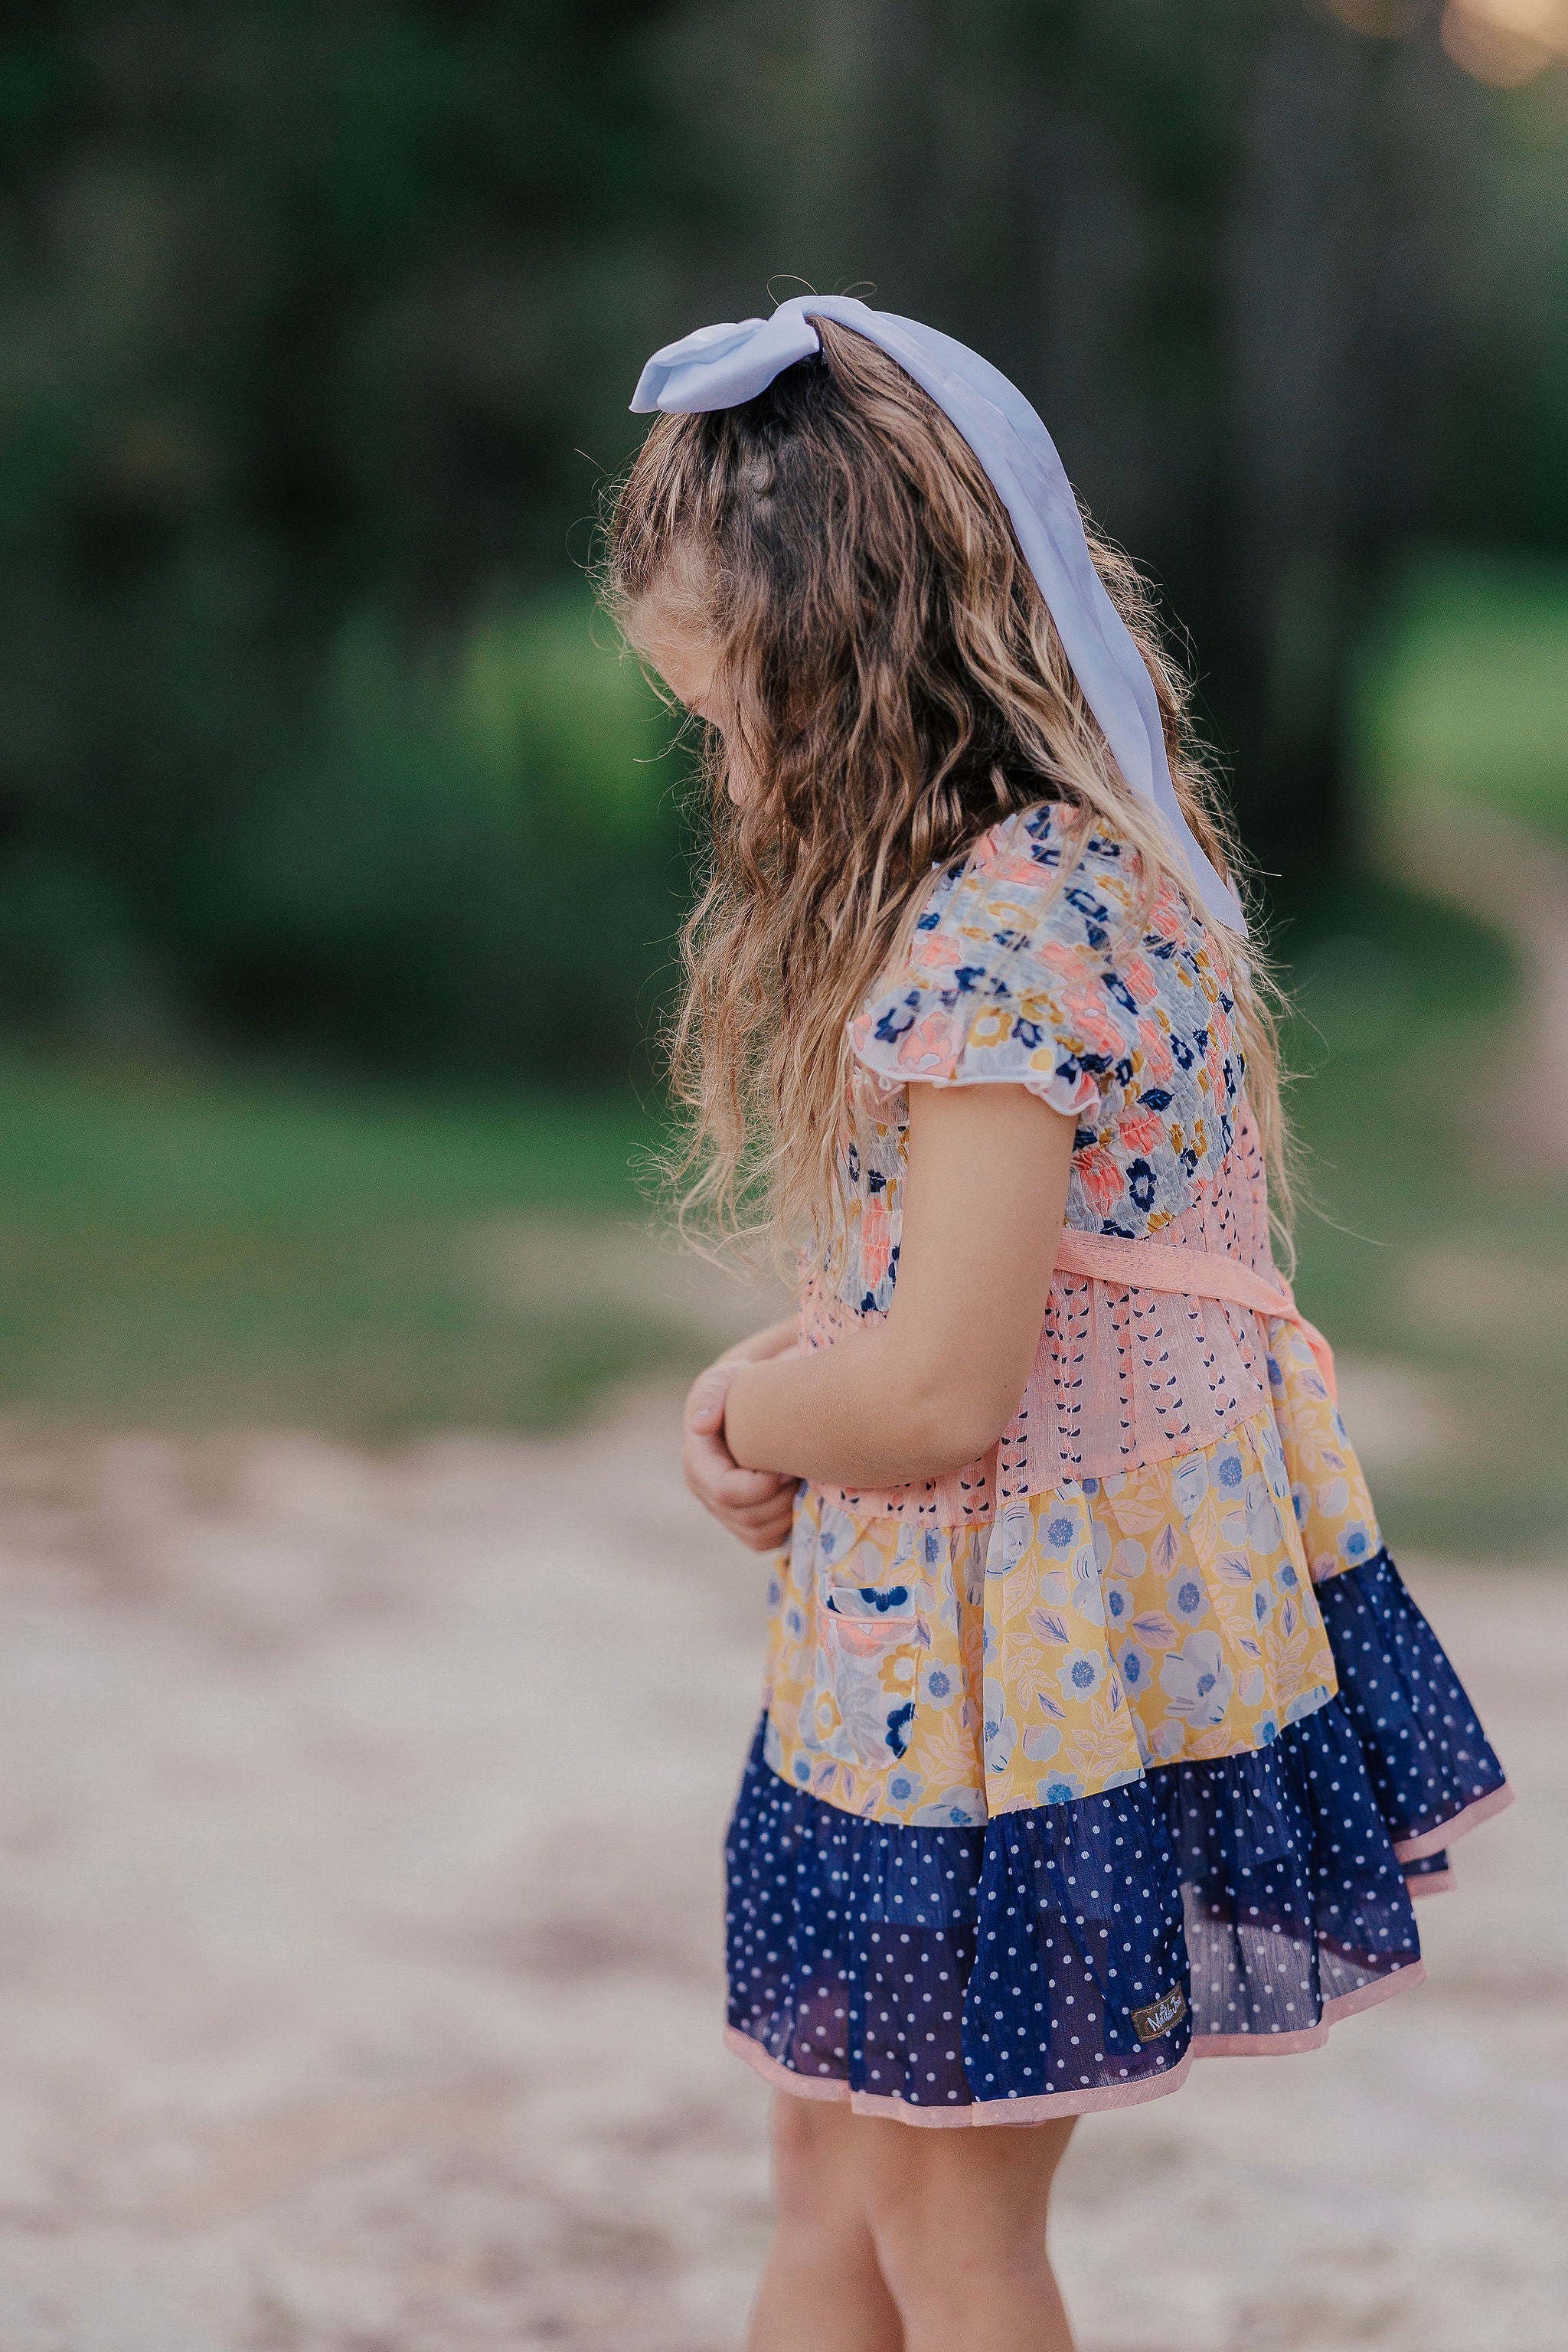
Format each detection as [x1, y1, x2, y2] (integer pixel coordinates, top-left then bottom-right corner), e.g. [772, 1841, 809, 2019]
[632, 294, 1245, 936]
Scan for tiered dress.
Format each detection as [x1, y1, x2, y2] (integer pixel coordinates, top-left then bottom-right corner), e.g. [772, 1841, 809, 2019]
[724, 800, 1511, 2125]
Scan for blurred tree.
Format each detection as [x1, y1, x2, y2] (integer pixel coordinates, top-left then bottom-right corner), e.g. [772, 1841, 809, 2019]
[0, 0, 708, 1068]
[0, 0, 1563, 1071]
[649, 0, 1568, 888]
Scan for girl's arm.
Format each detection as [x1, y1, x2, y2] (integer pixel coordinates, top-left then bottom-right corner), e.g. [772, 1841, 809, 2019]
[714, 1083, 1076, 1491]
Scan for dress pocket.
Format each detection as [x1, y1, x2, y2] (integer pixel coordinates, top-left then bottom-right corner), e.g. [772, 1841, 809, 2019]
[818, 1595, 921, 1769]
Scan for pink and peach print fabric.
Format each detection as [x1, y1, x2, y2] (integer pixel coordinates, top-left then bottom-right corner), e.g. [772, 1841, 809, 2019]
[766, 802, 1384, 1828]
[765, 1320, 1379, 1826]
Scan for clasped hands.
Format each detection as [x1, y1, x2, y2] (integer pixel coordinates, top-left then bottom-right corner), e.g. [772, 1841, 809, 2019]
[682, 1319, 798, 1553]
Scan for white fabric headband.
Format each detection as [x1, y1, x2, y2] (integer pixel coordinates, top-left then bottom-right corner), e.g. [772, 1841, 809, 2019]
[630, 293, 1245, 936]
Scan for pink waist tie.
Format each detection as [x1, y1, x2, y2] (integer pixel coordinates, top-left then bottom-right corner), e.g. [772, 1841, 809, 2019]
[1052, 1230, 1338, 1404]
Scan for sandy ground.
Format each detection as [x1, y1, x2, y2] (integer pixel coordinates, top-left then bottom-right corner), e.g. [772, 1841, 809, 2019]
[0, 1388, 1561, 2352]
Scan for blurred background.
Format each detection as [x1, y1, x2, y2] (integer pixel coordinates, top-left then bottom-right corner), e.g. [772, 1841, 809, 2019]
[2, 0, 1567, 1542]
[0, 5, 1565, 2347]
[2, 0, 1566, 1543]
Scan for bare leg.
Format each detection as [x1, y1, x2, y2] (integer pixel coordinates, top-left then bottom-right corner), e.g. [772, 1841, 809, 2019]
[857, 2105, 1078, 2352]
[745, 2095, 905, 2352]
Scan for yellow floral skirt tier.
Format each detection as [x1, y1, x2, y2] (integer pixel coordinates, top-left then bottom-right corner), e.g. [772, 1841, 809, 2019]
[725, 1323, 1512, 2125]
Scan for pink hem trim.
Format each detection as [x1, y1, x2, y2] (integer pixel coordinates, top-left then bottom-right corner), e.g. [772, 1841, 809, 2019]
[1191, 1959, 1426, 2054]
[725, 1962, 1426, 2125]
[1409, 1869, 1454, 1900]
[724, 2027, 1194, 2128]
[1393, 1782, 1513, 1861]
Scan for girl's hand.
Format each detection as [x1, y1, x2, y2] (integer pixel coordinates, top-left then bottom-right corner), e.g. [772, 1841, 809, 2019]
[684, 1344, 798, 1553]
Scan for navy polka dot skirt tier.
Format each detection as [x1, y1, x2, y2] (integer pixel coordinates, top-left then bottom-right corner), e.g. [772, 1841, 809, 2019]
[724, 1550, 1510, 2125]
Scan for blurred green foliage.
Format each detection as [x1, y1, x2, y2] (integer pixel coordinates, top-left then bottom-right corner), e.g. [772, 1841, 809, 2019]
[4, 837, 1563, 1552]
[0, 3, 1566, 1079]
[1, 6, 1567, 1550]
[1286, 874, 1568, 1557]
[207, 593, 689, 1073]
[1357, 554, 1568, 837]
[0, 1050, 691, 1433]
[0, 580, 691, 1071]
[0, 0, 705, 1076]
[1285, 549, 1568, 1551]
[0, 555, 1560, 1544]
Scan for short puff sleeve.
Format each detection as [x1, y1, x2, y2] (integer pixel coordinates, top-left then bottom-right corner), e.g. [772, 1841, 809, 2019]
[848, 806, 1143, 1124]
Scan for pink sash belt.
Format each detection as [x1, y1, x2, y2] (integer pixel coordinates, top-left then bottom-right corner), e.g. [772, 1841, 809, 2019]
[1052, 1230, 1338, 1403]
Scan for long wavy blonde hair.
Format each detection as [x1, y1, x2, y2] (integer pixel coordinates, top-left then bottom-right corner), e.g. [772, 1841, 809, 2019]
[604, 320, 1289, 1272]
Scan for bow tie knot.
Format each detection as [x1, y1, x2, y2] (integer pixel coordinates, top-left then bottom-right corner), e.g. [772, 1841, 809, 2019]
[632, 302, 825, 416]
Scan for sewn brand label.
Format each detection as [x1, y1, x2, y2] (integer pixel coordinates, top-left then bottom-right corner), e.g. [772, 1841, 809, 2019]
[1131, 1984, 1187, 2043]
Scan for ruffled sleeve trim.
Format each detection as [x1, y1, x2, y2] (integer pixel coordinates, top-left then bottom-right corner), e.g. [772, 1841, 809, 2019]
[847, 807, 1126, 1122]
[848, 983, 1100, 1120]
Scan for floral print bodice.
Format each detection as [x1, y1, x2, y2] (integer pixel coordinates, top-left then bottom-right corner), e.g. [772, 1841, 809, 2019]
[766, 802, 1389, 1827]
[844, 799, 1253, 1311]
[800, 802, 1280, 1521]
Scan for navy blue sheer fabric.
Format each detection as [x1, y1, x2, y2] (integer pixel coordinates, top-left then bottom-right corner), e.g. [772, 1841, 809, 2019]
[726, 1550, 1506, 2114]
[1315, 1551, 1505, 1851]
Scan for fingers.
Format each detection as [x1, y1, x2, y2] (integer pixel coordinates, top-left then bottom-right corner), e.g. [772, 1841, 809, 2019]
[680, 1361, 795, 1555]
[722, 1487, 795, 1534]
[684, 1429, 787, 1508]
[684, 1364, 733, 1435]
[686, 1420, 785, 1495]
[737, 1521, 792, 1553]
[723, 1498, 796, 1552]
[717, 1468, 789, 1508]
[692, 1480, 793, 1550]
[687, 1461, 791, 1515]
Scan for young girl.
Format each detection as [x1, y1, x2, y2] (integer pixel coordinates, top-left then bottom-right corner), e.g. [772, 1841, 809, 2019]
[607, 297, 1511, 2352]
